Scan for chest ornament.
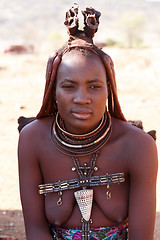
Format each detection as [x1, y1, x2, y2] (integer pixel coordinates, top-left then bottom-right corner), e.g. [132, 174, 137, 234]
[39, 111, 125, 239]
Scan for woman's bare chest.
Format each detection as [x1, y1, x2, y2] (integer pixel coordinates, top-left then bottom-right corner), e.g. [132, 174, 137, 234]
[38, 143, 129, 226]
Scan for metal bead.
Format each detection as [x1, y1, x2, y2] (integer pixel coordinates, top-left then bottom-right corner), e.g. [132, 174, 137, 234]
[72, 167, 76, 171]
[94, 166, 98, 171]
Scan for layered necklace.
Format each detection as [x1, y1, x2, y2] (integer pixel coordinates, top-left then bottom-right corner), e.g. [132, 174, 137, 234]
[40, 111, 125, 240]
[52, 111, 112, 156]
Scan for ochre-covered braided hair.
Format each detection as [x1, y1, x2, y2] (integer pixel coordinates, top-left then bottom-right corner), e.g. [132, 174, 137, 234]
[37, 4, 126, 121]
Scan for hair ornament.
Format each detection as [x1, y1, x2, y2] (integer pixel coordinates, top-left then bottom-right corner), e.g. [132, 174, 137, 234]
[82, 7, 101, 38]
[64, 4, 101, 50]
[64, 3, 79, 36]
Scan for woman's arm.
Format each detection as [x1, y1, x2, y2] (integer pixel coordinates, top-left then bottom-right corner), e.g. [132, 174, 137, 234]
[128, 133, 158, 240]
[18, 123, 53, 240]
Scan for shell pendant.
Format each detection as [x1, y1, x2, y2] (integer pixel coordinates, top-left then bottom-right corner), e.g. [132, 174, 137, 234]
[74, 189, 93, 221]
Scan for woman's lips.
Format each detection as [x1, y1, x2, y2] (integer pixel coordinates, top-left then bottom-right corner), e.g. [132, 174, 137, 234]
[72, 112, 92, 120]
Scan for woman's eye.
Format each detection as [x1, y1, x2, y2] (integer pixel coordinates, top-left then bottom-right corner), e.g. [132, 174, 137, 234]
[89, 85, 101, 89]
[61, 85, 74, 89]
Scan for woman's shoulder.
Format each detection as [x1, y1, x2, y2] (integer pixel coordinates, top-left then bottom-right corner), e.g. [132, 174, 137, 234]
[111, 117, 157, 169]
[111, 117, 155, 145]
[18, 116, 56, 161]
[19, 116, 55, 141]
[111, 117, 157, 159]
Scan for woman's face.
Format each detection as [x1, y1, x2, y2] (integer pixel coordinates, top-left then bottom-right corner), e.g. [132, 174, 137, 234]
[56, 51, 108, 134]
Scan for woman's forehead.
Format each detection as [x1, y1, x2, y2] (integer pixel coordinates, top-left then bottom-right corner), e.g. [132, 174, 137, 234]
[57, 50, 107, 83]
[61, 49, 103, 67]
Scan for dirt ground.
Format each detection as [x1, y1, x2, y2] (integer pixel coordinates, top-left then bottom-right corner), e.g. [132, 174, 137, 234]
[0, 48, 160, 239]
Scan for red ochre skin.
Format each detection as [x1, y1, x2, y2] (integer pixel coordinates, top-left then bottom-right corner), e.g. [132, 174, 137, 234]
[18, 51, 158, 240]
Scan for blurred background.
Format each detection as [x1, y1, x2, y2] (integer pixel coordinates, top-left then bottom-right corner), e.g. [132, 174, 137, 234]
[0, 0, 160, 239]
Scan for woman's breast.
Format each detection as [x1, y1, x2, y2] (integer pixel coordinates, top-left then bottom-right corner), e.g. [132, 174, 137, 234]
[45, 189, 76, 226]
[44, 181, 129, 228]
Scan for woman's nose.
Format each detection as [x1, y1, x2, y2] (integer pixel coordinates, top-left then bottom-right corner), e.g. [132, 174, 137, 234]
[73, 89, 91, 104]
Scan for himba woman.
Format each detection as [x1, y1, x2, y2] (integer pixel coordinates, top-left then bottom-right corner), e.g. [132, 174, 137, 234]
[18, 4, 158, 240]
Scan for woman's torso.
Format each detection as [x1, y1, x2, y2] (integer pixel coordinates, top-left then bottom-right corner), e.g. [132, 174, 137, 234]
[34, 116, 133, 228]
